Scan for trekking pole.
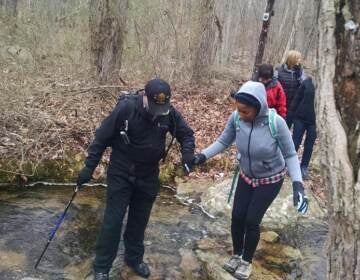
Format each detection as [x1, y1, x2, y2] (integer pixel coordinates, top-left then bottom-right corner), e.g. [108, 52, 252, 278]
[227, 164, 240, 204]
[34, 186, 79, 269]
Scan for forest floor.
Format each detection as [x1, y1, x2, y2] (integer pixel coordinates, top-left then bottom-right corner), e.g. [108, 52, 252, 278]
[0, 59, 325, 206]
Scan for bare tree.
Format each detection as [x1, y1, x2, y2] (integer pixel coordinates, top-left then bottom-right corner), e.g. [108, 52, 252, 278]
[191, 0, 220, 83]
[317, 0, 360, 279]
[0, 0, 17, 16]
[89, 0, 128, 83]
[252, 0, 275, 78]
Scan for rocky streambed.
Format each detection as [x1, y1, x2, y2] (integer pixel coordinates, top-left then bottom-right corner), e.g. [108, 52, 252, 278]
[0, 175, 327, 280]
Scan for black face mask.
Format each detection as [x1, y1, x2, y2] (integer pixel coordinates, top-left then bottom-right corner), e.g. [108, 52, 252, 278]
[293, 64, 301, 71]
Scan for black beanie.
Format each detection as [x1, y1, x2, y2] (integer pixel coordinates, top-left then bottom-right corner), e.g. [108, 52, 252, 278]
[234, 92, 261, 113]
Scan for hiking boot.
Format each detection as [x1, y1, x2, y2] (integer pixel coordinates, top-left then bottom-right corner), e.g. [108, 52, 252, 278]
[127, 261, 150, 278]
[223, 254, 242, 273]
[301, 166, 310, 180]
[93, 272, 109, 280]
[234, 259, 252, 279]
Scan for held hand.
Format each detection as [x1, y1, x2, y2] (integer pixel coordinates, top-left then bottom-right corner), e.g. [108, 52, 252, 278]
[193, 153, 206, 166]
[181, 153, 195, 174]
[76, 166, 94, 189]
[292, 181, 309, 214]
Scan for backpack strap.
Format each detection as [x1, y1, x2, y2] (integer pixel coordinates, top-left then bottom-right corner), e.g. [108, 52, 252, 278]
[233, 111, 240, 129]
[268, 108, 283, 150]
[162, 107, 176, 163]
[234, 109, 282, 149]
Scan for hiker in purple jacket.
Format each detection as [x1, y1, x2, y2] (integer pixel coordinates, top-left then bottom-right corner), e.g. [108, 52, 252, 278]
[193, 81, 309, 279]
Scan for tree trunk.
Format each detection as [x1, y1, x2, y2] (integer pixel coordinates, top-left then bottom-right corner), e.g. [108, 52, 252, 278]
[281, 0, 306, 62]
[89, 0, 128, 84]
[317, 0, 360, 279]
[252, 0, 275, 79]
[0, 0, 17, 16]
[191, 0, 219, 84]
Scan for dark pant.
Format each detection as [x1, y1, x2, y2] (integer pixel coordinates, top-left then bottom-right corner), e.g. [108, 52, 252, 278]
[286, 113, 294, 129]
[292, 118, 317, 167]
[231, 176, 283, 263]
[93, 172, 160, 273]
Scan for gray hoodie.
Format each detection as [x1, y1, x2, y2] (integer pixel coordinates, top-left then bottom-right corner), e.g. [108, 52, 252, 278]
[202, 81, 302, 183]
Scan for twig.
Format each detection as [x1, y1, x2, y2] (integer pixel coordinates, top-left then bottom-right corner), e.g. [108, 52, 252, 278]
[0, 181, 107, 188]
[0, 168, 34, 177]
[55, 84, 127, 92]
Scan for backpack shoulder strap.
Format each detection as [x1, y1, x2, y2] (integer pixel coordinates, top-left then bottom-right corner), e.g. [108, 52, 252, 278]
[162, 107, 176, 163]
[268, 108, 277, 138]
[233, 111, 240, 129]
[117, 93, 139, 132]
[268, 108, 283, 150]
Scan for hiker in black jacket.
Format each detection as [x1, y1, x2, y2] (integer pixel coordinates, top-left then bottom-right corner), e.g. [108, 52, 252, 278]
[291, 77, 316, 180]
[275, 50, 306, 128]
[76, 79, 195, 280]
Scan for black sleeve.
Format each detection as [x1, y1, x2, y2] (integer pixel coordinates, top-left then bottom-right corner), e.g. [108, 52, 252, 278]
[84, 102, 126, 170]
[169, 107, 195, 156]
[290, 83, 304, 114]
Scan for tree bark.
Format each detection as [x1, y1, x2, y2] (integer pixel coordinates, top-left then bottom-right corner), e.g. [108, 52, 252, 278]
[317, 0, 360, 279]
[0, 0, 17, 16]
[281, 0, 306, 62]
[252, 0, 275, 79]
[191, 0, 219, 84]
[89, 0, 128, 84]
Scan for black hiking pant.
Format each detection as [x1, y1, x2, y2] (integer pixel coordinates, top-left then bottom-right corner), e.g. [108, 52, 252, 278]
[292, 118, 317, 168]
[93, 171, 160, 273]
[231, 176, 283, 263]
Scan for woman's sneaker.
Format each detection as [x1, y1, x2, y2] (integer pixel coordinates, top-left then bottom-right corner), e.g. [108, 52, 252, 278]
[223, 254, 242, 273]
[93, 272, 109, 280]
[234, 259, 252, 279]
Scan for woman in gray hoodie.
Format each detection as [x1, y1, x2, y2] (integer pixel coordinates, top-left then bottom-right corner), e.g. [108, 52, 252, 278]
[194, 81, 308, 279]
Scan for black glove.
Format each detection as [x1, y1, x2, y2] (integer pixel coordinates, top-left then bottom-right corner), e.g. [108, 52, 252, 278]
[181, 153, 195, 174]
[77, 166, 94, 189]
[292, 181, 309, 214]
[194, 153, 207, 166]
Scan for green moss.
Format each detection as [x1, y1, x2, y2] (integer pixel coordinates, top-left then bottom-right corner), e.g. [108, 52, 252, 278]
[159, 163, 177, 185]
[0, 152, 215, 185]
[0, 152, 86, 184]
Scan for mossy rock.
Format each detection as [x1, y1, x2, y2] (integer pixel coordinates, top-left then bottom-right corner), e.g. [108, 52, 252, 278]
[0, 154, 183, 186]
[0, 152, 85, 184]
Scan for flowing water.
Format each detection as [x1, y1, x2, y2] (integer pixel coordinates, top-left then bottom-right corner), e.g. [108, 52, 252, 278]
[0, 185, 212, 280]
[0, 184, 328, 280]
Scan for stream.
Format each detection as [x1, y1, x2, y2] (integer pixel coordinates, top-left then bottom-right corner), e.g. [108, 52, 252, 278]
[0, 183, 328, 280]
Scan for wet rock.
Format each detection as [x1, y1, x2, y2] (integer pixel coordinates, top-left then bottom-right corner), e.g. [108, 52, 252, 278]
[262, 231, 280, 243]
[195, 250, 236, 280]
[195, 248, 284, 280]
[200, 178, 233, 217]
[0, 249, 26, 270]
[179, 248, 202, 278]
[257, 242, 302, 272]
[199, 176, 326, 231]
[176, 177, 214, 196]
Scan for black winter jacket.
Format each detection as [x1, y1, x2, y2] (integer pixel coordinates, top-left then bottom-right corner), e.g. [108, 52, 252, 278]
[290, 77, 316, 125]
[85, 95, 195, 177]
[275, 64, 305, 113]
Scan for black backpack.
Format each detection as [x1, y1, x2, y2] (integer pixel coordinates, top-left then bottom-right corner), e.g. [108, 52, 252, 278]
[117, 90, 177, 162]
